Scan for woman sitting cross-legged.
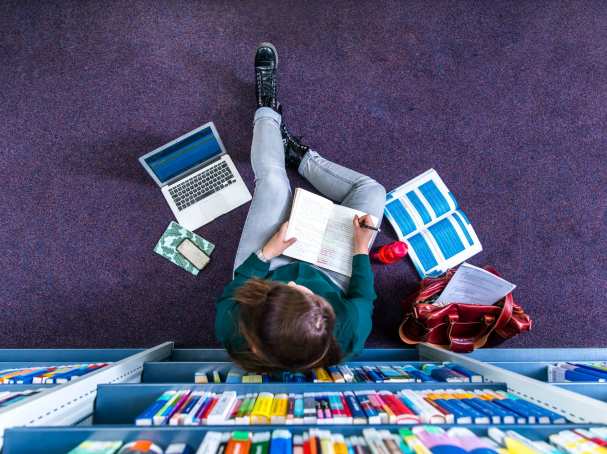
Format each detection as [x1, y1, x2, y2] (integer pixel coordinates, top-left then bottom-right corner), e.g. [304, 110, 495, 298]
[215, 43, 386, 372]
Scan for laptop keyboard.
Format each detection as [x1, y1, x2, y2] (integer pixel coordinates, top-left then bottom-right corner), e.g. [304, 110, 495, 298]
[168, 161, 236, 211]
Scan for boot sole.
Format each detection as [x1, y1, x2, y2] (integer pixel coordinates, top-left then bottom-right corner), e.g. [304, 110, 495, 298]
[257, 42, 278, 68]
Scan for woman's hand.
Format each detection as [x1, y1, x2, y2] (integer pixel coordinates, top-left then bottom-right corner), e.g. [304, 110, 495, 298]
[261, 222, 297, 260]
[353, 214, 375, 255]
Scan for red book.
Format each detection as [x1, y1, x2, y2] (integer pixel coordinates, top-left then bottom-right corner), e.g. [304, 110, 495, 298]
[340, 394, 352, 418]
[379, 391, 419, 423]
[200, 397, 218, 423]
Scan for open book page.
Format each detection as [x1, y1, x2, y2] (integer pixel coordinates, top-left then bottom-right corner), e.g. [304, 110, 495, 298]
[317, 205, 378, 276]
[434, 262, 516, 307]
[283, 189, 333, 264]
[384, 169, 482, 277]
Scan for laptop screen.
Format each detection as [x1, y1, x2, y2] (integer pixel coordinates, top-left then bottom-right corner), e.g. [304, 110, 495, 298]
[144, 126, 222, 184]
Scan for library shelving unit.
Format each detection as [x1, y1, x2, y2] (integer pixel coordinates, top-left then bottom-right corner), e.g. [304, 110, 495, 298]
[0, 343, 172, 449]
[2, 343, 607, 453]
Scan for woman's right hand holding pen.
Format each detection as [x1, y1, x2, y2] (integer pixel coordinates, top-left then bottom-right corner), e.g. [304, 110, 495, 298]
[353, 214, 376, 255]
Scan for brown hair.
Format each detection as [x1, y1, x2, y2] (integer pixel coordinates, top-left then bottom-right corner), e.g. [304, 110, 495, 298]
[228, 278, 343, 372]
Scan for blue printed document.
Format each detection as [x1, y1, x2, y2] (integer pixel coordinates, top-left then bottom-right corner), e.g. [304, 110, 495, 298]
[384, 169, 482, 278]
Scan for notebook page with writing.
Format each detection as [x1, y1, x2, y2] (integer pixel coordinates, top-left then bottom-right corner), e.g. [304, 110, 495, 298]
[318, 204, 379, 276]
[283, 189, 333, 264]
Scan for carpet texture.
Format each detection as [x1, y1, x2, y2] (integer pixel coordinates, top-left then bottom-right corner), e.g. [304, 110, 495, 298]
[1, 1, 605, 349]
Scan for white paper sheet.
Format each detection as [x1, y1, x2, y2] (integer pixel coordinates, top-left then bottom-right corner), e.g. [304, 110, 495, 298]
[434, 262, 516, 307]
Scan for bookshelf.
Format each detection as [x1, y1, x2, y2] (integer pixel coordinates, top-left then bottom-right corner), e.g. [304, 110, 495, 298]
[2, 343, 607, 453]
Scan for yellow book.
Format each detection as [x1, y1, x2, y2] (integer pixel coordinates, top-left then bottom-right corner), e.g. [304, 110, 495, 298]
[313, 368, 332, 383]
[270, 393, 288, 424]
[1, 367, 38, 384]
[194, 372, 208, 384]
[332, 434, 348, 454]
[503, 437, 542, 454]
[250, 392, 274, 424]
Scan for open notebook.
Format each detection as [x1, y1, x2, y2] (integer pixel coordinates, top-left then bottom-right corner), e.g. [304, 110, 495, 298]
[384, 169, 482, 278]
[283, 188, 378, 277]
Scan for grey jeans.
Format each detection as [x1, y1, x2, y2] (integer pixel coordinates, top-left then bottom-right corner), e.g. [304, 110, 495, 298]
[234, 107, 386, 290]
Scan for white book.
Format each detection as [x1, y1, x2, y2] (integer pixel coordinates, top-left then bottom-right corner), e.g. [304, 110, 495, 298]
[196, 432, 222, 454]
[206, 391, 237, 425]
[384, 169, 482, 277]
[284, 188, 378, 277]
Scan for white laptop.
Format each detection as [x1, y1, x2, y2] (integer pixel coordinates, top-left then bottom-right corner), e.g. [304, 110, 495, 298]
[139, 122, 251, 231]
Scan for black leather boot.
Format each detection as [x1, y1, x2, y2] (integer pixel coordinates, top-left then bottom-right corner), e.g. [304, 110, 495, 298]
[255, 42, 279, 111]
[281, 122, 310, 169]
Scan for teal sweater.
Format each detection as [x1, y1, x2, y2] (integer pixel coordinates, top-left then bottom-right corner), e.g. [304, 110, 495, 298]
[215, 253, 377, 360]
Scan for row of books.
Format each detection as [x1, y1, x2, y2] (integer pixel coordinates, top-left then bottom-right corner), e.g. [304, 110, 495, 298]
[0, 363, 107, 384]
[548, 362, 607, 382]
[135, 388, 568, 427]
[66, 426, 607, 454]
[0, 388, 44, 408]
[195, 363, 483, 384]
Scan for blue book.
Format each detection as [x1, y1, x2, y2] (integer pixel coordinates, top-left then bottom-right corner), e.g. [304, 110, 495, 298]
[490, 398, 530, 424]
[482, 399, 519, 424]
[445, 363, 483, 382]
[53, 365, 99, 383]
[226, 367, 244, 384]
[464, 398, 513, 424]
[293, 395, 304, 419]
[384, 169, 482, 278]
[270, 430, 292, 454]
[363, 366, 383, 383]
[548, 365, 603, 382]
[453, 399, 491, 424]
[434, 398, 472, 424]
[12, 367, 46, 384]
[180, 393, 202, 416]
[423, 364, 467, 382]
[399, 365, 436, 382]
[344, 391, 367, 423]
[503, 393, 566, 424]
[567, 363, 607, 379]
[135, 391, 175, 426]
[444, 398, 489, 424]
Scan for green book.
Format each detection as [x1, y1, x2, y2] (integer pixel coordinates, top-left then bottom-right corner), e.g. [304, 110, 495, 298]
[153, 221, 215, 275]
[67, 441, 123, 454]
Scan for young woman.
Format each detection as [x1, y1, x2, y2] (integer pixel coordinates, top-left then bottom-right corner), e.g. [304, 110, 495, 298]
[215, 43, 386, 372]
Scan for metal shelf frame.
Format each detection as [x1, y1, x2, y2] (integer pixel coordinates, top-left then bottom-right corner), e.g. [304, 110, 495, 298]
[0, 342, 173, 446]
[418, 343, 607, 424]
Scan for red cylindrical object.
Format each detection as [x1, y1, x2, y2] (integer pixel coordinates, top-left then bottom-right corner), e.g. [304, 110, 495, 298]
[371, 241, 408, 264]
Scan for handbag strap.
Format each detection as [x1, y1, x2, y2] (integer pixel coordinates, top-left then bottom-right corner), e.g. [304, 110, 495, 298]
[400, 266, 518, 352]
[448, 294, 515, 352]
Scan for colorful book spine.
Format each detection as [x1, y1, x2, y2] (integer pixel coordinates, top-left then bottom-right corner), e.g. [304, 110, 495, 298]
[270, 429, 292, 454]
[225, 431, 251, 454]
[421, 364, 469, 382]
[135, 390, 178, 426]
[250, 392, 274, 424]
[270, 393, 289, 424]
[207, 391, 238, 425]
[312, 368, 332, 383]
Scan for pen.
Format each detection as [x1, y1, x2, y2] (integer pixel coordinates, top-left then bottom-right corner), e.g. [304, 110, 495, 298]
[360, 223, 381, 233]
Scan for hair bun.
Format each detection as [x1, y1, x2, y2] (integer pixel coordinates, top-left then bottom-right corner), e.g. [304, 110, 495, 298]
[234, 278, 275, 306]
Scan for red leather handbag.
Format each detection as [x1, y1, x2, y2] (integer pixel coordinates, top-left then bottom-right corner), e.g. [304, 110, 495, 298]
[399, 267, 532, 353]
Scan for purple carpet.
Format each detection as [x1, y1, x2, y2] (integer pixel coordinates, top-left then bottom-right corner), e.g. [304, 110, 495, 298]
[1, 1, 605, 349]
